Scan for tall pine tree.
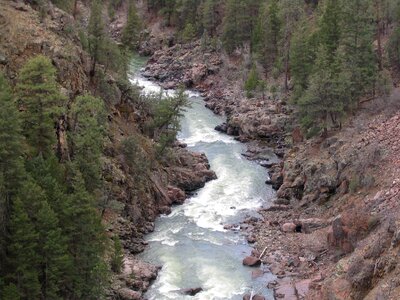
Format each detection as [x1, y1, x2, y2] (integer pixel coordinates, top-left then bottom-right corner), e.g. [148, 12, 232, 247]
[17, 56, 65, 158]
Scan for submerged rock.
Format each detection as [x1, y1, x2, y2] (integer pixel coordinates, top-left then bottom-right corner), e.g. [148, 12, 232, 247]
[181, 287, 203, 296]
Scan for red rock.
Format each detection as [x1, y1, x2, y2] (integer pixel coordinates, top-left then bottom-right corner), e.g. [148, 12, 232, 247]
[281, 223, 296, 233]
[242, 256, 261, 267]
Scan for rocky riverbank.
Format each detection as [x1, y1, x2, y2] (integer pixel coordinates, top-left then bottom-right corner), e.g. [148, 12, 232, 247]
[140, 30, 400, 299]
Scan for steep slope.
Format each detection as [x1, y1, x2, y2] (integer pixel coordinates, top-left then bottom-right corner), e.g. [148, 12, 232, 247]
[0, 1, 215, 299]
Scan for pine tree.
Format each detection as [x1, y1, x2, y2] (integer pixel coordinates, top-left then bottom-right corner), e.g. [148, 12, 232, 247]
[122, 1, 141, 50]
[36, 200, 71, 299]
[88, 0, 105, 76]
[182, 23, 196, 43]
[17, 55, 65, 158]
[111, 236, 124, 273]
[244, 66, 260, 98]
[338, 0, 377, 110]
[253, 0, 281, 69]
[69, 95, 106, 193]
[290, 20, 318, 101]
[202, 0, 218, 36]
[319, 0, 342, 63]
[222, 0, 255, 53]
[298, 46, 344, 134]
[5, 198, 41, 299]
[151, 88, 189, 155]
[0, 73, 25, 272]
[63, 168, 107, 299]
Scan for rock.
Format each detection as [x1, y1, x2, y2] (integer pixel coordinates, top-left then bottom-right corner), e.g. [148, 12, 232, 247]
[327, 216, 354, 253]
[265, 205, 291, 212]
[247, 235, 257, 243]
[0, 52, 7, 65]
[292, 126, 304, 144]
[243, 256, 262, 267]
[181, 287, 203, 296]
[167, 186, 186, 205]
[118, 288, 141, 300]
[281, 223, 297, 233]
[215, 123, 228, 133]
[243, 294, 265, 300]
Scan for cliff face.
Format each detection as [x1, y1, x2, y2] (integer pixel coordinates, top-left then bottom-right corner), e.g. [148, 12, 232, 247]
[0, 1, 215, 298]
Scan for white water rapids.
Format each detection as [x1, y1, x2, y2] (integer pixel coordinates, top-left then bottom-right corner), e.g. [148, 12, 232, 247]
[128, 56, 276, 300]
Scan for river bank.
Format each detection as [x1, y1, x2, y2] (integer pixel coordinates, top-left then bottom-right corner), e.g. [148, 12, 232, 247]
[129, 56, 279, 299]
[138, 37, 400, 300]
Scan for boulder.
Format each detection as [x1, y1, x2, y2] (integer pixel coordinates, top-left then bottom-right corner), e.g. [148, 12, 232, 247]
[118, 288, 141, 300]
[243, 256, 262, 267]
[281, 223, 297, 233]
[167, 186, 186, 205]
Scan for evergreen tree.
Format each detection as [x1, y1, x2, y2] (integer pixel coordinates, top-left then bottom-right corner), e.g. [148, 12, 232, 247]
[88, 0, 105, 76]
[17, 55, 65, 157]
[222, 0, 255, 53]
[0, 73, 25, 272]
[151, 88, 189, 155]
[63, 168, 107, 299]
[36, 200, 70, 299]
[122, 1, 142, 50]
[202, 0, 218, 36]
[182, 23, 196, 43]
[111, 236, 124, 273]
[319, 0, 342, 63]
[244, 66, 260, 98]
[338, 0, 377, 110]
[69, 95, 107, 193]
[5, 198, 41, 299]
[290, 20, 318, 101]
[298, 46, 343, 134]
[253, 0, 281, 69]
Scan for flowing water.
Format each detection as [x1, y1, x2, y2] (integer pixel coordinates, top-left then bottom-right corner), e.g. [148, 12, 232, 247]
[128, 56, 276, 300]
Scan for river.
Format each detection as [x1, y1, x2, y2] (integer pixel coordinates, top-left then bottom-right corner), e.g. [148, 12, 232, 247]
[128, 56, 276, 300]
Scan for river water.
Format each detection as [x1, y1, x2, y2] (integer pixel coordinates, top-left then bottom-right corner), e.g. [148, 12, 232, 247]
[128, 56, 275, 300]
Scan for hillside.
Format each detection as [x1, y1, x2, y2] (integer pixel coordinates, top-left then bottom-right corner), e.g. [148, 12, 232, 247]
[0, 0, 400, 300]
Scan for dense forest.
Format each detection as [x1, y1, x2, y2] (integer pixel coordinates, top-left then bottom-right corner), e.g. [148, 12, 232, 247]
[1, 0, 400, 299]
[147, 0, 400, 135]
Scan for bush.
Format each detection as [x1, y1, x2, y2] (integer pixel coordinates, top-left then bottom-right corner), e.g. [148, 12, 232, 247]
[111, 236, 124, 273]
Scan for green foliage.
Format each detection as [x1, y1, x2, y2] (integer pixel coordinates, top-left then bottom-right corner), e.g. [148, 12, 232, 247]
[202, 0, 218, 36]
[122, 1, 142, 50]
[388, 26, 400, 68]
[150, 88, 189, 156]
[63, 167, 108, 299]
[50, 0, 75, 13]
[290, 21, 318, 101]
[182, 23, 196, 43]
[252, 0, 281, 68]
[298, 46, 344, 133]
[69, 95, 107, 193]
[88, 0, 105, 76]
[111, 236, 124, 273]
[17, 55, 65, 158]
[244, 66, 260, 98]
[121, 136, 150, 180]
[5, 197, 41, 299]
